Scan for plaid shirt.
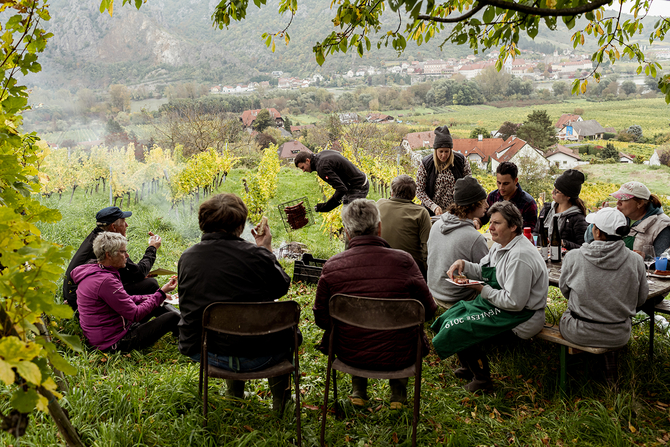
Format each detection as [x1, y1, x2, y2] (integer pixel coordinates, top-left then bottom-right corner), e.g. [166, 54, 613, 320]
[485, 184, 538, 230]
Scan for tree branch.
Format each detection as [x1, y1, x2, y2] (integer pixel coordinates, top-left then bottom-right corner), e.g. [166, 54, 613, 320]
[418, 0, 613, 23]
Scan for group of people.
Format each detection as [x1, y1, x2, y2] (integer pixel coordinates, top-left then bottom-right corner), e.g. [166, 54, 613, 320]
[63, 125, 669, 411]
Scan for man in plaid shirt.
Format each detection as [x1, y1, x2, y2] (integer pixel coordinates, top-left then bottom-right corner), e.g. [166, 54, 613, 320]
[474, 162, 538, 230]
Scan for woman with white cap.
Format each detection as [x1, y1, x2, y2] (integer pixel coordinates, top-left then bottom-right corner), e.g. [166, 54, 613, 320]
[534, 169, 588, 250]
[604, 181, 670, 255]
[559, 207, 647, 349]
[416, 126, 471, 216]
[559, 207, 647, 382]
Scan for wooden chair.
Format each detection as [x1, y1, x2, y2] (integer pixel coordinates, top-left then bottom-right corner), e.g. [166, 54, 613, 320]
[320, 294, 425, 447]
[199, 301, 301, 446]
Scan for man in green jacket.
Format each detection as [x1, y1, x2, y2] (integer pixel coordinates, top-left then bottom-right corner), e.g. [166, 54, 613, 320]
[377, 175, 432, 278]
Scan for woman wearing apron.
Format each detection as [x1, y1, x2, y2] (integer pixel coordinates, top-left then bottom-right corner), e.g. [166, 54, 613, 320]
[432, 201, 549, 392]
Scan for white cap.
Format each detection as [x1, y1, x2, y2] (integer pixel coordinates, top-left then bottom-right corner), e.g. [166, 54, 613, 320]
[586, 208, 628, 236]
[611, 181, 651, 201]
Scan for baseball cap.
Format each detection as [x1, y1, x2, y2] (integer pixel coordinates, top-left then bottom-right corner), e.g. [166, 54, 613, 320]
[585, 208, 628, 236]
[611, 181, 651, 201]
[96, 206, 132, 225]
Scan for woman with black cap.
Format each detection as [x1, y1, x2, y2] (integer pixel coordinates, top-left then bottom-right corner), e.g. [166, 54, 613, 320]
[416, 126, 471, 216]
[534, 169, 588, 250]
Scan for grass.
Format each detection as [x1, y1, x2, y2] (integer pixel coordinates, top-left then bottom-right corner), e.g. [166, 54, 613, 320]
[3, 167, 670, 446]
[580, 163, 670, 196]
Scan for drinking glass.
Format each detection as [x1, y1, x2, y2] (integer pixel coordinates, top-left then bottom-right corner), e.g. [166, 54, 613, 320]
[643, 245, 656, 274]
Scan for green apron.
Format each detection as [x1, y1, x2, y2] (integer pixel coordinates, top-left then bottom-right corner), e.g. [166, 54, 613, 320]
[623, 235, 635, 251]
[430, 264, 535, 359]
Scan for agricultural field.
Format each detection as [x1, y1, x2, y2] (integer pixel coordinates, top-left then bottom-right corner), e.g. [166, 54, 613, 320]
[4, 164, 670, 446]
[387, 98, 670, 138]
[580, 163, 670, 197]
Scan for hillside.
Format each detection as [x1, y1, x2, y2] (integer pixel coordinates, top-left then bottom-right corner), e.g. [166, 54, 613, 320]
[24, 0, 665, 90]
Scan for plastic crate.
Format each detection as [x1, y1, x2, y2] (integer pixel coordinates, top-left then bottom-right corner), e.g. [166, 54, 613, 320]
[292, 253, 327, 284]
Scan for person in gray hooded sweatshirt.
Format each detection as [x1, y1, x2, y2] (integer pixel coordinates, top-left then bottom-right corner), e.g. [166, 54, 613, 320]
[427, 176, 489, 308]
[559, 207, 648, 349]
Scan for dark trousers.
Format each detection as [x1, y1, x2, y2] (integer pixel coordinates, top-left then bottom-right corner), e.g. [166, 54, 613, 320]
[112, 305, 180, 352]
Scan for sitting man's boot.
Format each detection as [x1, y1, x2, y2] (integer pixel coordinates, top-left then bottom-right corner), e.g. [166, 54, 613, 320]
[225, 379, 247, 399]
[268, 374, 290, 414]
[350, 375, 369, 407]
[389, 378, 408, 410]
[461, 350, 493, 392]
[454, 353, 474, 380]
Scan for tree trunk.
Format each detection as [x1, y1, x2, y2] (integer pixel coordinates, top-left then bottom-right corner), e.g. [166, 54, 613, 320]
[69, 185, 77, 204]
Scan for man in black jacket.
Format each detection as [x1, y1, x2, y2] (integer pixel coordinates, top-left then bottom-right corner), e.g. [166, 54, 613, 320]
[63, 206, 162, 311]
[177, 193, 294, 410]
[295, 150, 369, 212]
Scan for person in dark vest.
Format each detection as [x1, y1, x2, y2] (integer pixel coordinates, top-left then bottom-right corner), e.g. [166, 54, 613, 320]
[295, 150, 369, 213]
[63, 206, 163, 312]
[416, 126, 471, 216]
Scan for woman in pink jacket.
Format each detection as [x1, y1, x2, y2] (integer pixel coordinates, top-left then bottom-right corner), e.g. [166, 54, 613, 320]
[72, 232, 179, 352]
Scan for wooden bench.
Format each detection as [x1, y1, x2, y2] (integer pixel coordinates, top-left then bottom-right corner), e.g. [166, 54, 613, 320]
[535, 326, 618, 394]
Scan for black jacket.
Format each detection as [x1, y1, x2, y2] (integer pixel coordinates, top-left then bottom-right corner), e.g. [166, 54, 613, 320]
[312, 150, 368, 212]
[421, 152, 467, 203]
[63, 227, 158, 310]
[177, 232, 292, 357]
[534, 202, 588, 250]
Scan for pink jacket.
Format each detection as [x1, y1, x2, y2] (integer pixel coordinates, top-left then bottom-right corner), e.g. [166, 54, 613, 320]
[71, 263, 165, 350]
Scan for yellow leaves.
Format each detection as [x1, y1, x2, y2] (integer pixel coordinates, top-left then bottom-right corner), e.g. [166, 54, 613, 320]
[35, 393, 49, 412]
[581, 80, 588, 94]
[580, 34, 585, 45]
[629, 423, 637, 433]
[0, 359, 14, 385]
[546, 0, 556, 9]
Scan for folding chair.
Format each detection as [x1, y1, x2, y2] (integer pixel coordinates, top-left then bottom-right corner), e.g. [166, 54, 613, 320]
[199, 301, 301, 446]
[320, 294, 425, 447]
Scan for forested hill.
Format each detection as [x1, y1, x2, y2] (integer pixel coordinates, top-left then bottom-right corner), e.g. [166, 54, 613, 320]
[27, 0, 659, 90]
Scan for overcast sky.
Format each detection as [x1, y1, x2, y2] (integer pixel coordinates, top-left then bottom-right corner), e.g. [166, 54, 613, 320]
[607, 0, 670, 16]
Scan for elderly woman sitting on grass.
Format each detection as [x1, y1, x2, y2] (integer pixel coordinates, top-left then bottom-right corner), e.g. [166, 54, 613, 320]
[432, 201, 548, 392]
[72, 232, 180, 352]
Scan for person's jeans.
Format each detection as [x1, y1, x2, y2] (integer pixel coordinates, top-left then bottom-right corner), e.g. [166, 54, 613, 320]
[189, 350, 290, 372]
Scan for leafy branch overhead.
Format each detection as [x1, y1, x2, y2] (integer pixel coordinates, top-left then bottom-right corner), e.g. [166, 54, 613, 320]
[105, 0, 670, 102]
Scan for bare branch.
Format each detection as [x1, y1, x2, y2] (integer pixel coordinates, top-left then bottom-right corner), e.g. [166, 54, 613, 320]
[418, 0, 612, 23]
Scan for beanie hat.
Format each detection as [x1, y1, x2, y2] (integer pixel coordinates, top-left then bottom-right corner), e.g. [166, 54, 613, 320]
[554, 169, 585, 198]
[433, 126, 453, 149]
[454, 176, 487, 206]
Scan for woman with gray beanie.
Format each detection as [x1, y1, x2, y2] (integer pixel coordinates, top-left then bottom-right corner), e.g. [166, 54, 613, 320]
[533, 169, 588, 250]
[416, 126, 471, 216]
[427, 176, 489, 309]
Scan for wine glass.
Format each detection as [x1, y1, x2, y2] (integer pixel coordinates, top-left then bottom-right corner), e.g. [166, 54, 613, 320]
[642, 245, 656, 275]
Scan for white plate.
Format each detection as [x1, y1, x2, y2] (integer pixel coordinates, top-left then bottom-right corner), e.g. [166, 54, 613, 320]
[446, 279, 485, 287]
[164, 295, 179, 305]
[648, 272, 670, 279]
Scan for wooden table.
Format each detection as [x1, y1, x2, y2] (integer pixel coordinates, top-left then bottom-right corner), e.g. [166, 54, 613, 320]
[545, 260, 670, 359]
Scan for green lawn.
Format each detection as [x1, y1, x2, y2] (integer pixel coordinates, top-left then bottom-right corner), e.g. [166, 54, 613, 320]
[3, 167, 670, 446]
[581, 163, 670, 196]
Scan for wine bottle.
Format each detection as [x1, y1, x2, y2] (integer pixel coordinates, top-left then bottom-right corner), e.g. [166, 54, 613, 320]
[538, 215, 548, 260]
[550, 215, 561, 262]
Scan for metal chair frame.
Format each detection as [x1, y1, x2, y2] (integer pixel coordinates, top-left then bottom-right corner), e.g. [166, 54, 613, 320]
[198, 301, 301, 446]
[319, 294, 425, 447]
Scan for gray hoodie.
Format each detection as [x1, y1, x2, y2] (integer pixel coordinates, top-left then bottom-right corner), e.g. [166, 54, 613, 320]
[427, 213, 488, 304]
[462, 235, 548, 339]
[559, 240, 648, 348]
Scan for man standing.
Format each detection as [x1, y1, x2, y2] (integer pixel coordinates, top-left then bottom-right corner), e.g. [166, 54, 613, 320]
[295, 150, 369, 212]
[63, 206, 162, 311]
[377, 175, 432, 278]
[313, 199, 436, 409]
[475, 161, 538, 230]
